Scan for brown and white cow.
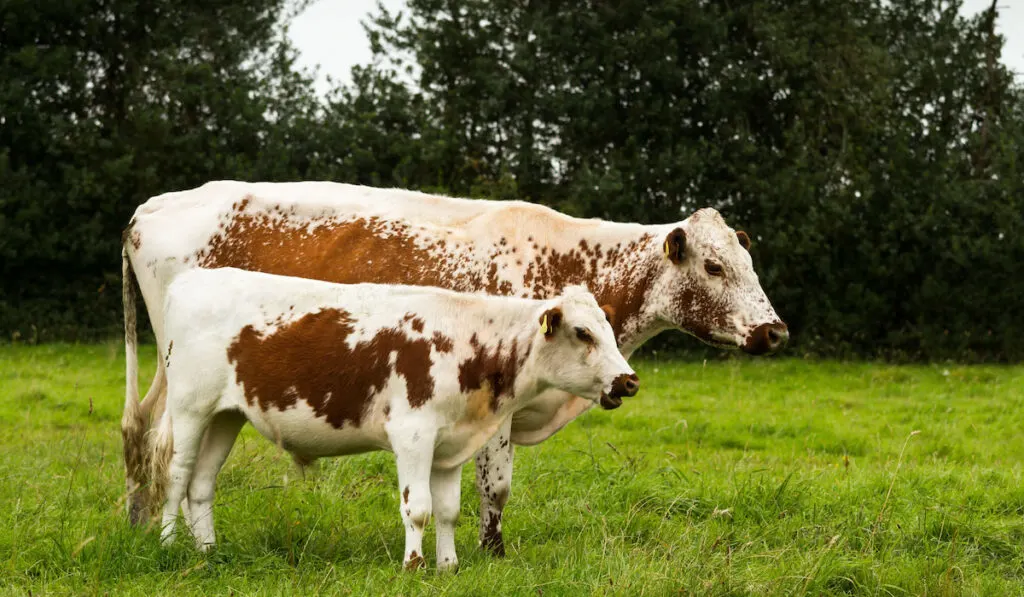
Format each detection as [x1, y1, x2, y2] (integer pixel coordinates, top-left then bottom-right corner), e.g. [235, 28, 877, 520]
[138, 267, 636, 570]
[122, 181, 788, 553]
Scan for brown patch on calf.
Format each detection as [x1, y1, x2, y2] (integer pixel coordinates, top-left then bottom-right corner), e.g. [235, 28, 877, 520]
[403, 486, 410, 504]
[464, 384, 494, 422]
[432, 332, 453, 353]
[405, 551, 425, 571]
[226, 308, 436, 428]
[458, 335, 524, 413]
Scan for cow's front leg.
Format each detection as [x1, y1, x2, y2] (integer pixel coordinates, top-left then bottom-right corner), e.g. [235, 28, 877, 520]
[474, 418, 514, 556]
[430, 465, 462, 572]
[391, 426, 437, 571]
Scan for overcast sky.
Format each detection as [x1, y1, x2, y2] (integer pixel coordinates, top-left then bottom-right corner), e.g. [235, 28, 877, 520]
[288, 0, 1023, 95]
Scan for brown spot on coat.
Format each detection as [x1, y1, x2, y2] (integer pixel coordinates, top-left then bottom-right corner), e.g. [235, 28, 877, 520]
[403, 486, 410, 504]
[405, 551, 425, 570]
[457, 335, 524, 413]
[432, 332, 454, 353]
[226, 308, 436, 428]
[481, 512, 504, 556]
[198, 201, 668, 350]
[122, 218, 141, 250]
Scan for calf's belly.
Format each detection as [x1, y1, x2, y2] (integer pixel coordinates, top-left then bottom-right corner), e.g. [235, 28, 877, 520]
[238, 401, 389, 459]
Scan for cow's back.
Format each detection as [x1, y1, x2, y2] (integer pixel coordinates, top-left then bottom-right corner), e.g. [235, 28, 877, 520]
[127, 180, 640, 348]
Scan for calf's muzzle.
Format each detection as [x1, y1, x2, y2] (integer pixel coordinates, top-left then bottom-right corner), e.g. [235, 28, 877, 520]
[600, 373, 640, 410]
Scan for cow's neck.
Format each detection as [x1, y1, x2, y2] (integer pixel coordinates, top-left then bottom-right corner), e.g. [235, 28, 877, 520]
[547, 225, 668, 356]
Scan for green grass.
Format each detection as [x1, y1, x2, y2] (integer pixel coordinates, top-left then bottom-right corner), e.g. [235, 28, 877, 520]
[1, 343, 1023, 595]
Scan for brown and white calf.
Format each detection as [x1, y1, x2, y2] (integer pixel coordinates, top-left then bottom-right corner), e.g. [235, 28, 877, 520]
[122, 181, 788, 553]
[137, 267, 636, 570]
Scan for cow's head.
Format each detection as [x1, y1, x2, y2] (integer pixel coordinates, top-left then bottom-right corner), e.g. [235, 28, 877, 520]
[651, 208, 788, 354]
[533, 286, 639, 410]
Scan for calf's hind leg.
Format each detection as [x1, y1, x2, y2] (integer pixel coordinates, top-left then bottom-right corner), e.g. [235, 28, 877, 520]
[155, 411, 208, 546]
[185, 410, 246, 550]
[431, 465, 462, 572]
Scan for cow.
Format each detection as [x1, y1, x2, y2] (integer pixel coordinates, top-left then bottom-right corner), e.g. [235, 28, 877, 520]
[135, 267, 637, 570]
[121, 181, 788, 554]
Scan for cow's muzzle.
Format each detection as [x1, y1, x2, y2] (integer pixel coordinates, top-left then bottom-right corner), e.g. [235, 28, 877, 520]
[742, 322, 789, 355]
[600, 373, 640, 410]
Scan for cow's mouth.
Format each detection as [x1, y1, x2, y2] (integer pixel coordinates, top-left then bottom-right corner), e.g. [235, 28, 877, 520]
[705, 333, 740, 350]
[599, 393, 623, 410]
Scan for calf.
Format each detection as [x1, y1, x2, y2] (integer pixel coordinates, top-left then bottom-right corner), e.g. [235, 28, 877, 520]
[140, 267, 637, 571]
[123, 181, 788, 551]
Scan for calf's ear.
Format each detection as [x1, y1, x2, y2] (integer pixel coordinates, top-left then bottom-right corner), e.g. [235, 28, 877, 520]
[663, 227, 686, 264]
[539, 307, 563, 338]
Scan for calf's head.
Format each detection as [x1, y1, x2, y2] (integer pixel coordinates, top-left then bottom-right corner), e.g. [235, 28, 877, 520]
[533, 286, 638, 410]
[652, 208, 788, 355]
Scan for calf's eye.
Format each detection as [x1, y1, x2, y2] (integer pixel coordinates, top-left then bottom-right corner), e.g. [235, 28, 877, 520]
[575, 327, 594, 344]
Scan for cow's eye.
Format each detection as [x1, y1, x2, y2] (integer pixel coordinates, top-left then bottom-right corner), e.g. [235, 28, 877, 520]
[705, 261, 724, 276]
[575, 327, 594, 344]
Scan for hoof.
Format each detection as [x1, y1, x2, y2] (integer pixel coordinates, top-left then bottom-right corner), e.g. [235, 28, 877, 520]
[403, 551, 426, 571]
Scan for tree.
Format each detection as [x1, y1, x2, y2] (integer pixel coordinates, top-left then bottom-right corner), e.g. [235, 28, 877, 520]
[0, 0, 327, 338]
[363, 0, 1024, 359]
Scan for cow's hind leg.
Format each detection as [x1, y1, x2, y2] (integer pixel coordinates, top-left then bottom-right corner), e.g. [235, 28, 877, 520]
[185, 410, 246, 550]
[475, 418, 514, 556]
[158, 412, 207, 546]
[389, 425, 437, 571]
[431, 465, 462, 572]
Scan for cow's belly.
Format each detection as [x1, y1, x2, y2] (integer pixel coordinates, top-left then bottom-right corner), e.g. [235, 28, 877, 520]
[509, 390, 594, 446]
[237, 401, 390, 460]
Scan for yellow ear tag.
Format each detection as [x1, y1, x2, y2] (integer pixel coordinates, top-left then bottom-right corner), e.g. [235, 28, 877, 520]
[663, 240, 671, 259]
[541, 314, 550, 335]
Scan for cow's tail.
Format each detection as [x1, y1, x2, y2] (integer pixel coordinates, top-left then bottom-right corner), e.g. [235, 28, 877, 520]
[148, 409, 175, 519]
[121, 247, 151, 524]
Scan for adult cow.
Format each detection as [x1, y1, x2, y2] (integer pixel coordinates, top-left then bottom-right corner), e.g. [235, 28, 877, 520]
[122, 181, 788, 554]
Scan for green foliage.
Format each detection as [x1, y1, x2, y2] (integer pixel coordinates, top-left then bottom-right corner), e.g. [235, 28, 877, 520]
[0, 0, 325, 339]
[2, 0, 1022, 359]
[361, 0, 1024, 360]
[3, 345, 1024, 593]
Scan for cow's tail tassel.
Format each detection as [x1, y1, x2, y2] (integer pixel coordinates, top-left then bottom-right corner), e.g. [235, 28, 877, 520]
[148, 412, 175, 520]
[121, 247, 151, 524]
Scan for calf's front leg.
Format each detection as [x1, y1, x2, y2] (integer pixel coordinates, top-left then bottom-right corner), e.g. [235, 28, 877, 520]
[391, 426, 437, 570]
[474, 418, 514, 556]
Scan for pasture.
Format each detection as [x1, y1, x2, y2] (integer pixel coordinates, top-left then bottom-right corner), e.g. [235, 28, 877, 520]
[1, 343, 1023, 595]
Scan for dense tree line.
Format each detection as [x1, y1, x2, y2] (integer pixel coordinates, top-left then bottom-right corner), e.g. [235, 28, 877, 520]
[2, 0, 1022, 360]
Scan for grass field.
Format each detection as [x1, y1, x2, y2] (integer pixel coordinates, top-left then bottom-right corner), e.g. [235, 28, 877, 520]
[1, 343, 1023, 595]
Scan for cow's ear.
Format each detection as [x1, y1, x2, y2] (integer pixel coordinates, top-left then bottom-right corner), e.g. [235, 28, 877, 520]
[663, 227, 686, 264]
[539, 307, 563, 338]
[600, 304, 616, 329]
[736, 230, 751, 251]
